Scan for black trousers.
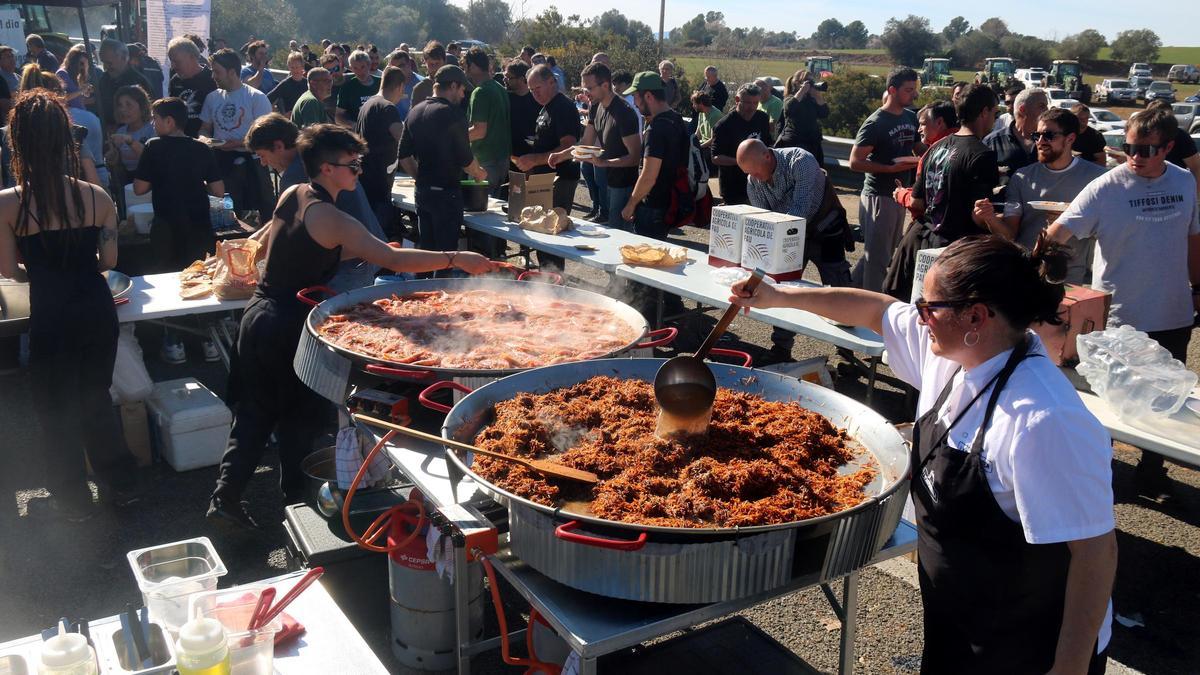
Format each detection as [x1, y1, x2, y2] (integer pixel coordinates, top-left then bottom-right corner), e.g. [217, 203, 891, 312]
[1138, 324, 1194, 473]
[29, 302, 135, 505]
[416, 185, 463, 278]
[214, 296, 330, 504]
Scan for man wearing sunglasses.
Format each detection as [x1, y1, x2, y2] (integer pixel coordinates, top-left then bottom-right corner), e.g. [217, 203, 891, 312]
[974, 108, 1106, 284]
[1047, 107, 1200, 501]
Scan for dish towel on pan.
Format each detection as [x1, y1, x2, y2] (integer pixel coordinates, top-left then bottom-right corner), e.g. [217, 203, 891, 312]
[335, 426, 390, 489]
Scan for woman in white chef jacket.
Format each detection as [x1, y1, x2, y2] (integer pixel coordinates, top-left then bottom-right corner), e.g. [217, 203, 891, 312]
[731, 235, 1117, 675]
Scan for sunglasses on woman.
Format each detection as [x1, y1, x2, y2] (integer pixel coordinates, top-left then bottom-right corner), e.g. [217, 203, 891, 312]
[914, 297, 992, 321]
[1121, 142, 1166, 158]
[329, 158, 363, 173]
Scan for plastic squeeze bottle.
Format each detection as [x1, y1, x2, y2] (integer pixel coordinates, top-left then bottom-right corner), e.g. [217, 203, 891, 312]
[175, 617, 232, 675]
[38, 633, 97, 675]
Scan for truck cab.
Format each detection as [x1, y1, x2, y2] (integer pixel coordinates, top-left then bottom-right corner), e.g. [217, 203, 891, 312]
[804, 55, 834, 79]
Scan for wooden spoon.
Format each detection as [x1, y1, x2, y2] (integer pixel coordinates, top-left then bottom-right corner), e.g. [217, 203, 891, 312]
[352, 413, 600, 485]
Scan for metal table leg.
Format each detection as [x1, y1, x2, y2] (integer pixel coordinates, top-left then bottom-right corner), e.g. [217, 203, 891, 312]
[580, 656, 599, 674]
[865, 357, 879, 406]
[655, 289, 664, 328]
[454, 542, 472, 674]
[838, 573, 860, 675]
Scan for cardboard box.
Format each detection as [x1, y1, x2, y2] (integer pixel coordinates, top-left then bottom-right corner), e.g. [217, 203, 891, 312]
[708, 204, 767, 267]
[120, 401, 153, 467]
[1032, 284, 1112, 366]
[911, 247, 948, 302]
[506, 171, 555, 222]
[741, 211, 806, 282]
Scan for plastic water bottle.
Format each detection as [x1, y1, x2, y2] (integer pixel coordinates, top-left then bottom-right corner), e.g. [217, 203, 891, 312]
[37, 633, 97, 675]
[175, 618, 231, 675]
[222, 194, 233, 212]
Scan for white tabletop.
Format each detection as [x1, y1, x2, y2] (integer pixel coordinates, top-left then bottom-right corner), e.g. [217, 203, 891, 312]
[616, 256, 887, 356]
[1077, 390, 1200, 468]
[116, 272, 247, 323]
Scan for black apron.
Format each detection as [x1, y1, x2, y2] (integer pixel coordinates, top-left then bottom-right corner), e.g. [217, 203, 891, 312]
[912, 339, 1104, 674]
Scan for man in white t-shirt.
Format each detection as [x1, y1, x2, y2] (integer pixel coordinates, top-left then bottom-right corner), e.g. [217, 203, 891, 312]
[1048, 107, 1200, 499]
[200, 48, 274, 221]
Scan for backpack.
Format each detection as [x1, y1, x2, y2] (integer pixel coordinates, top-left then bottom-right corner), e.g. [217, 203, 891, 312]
[807, 169, 854, 252]
[664, 122, 710, 227]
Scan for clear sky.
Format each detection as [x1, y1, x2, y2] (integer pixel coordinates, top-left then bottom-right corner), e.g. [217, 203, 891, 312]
[461, 1, 1196, 48]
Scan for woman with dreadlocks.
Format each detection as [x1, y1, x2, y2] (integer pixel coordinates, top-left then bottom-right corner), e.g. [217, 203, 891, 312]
[0, 90, 140, 521]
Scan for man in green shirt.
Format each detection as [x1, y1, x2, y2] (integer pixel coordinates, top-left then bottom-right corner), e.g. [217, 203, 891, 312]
[292, 67, 332, 128]
[692, 91, 723, 148]
[463, 47, 510, 196]
[335, 50, 380, 127]
[756, 78, 784, 137]
[463, 47, 510, 257]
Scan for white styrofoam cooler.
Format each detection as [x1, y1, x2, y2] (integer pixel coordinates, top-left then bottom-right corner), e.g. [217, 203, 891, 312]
[124, 183, 152, 209]
[147, 378, 232, 471]
[911, 246, 947, 302]
[741, 211, 806, 281]
[708, 204, 766, 267]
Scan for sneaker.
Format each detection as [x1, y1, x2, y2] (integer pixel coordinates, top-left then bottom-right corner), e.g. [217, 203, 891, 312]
[101, 477, 146, 508]
[206, 496, 261, 530]
[49, 495, 95, 523]
[160, 338, 186, 365]
[588, 212, 609, 223]
[582, 209, 598, 220]
[201, 339, 221, 362]
[1135, 465, 1175, 503]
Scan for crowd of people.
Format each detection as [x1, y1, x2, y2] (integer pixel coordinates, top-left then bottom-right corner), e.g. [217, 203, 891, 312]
[0, 31, 1197, 674]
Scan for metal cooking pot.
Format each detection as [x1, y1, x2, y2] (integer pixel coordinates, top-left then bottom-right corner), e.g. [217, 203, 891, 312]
[437, 358, 910, 603]
[294, 277, 675, 399]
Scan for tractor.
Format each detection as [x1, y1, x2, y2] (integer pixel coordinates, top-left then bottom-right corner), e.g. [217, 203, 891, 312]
[975, 57, 1016, 94]
[1047, 60, 1092, 104]
[921, 58, 953, 88]
[805, 55, 835, 79]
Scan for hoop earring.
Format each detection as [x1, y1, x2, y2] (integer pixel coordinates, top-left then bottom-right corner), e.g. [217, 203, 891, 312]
[963, 330, 980, 348]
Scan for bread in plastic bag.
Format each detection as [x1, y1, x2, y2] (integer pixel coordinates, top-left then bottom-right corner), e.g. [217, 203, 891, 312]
[212, 238, 261, 300]
[1076, 324, 1198, 422]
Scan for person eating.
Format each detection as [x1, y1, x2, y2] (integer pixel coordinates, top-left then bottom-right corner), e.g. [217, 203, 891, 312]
[730, 234, 1117, 675]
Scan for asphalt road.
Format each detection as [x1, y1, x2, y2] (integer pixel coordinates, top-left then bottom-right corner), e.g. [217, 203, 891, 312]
[0, 185, 1196, 673]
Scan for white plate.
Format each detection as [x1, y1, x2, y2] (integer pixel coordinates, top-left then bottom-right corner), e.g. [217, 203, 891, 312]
[1027, 200, 1072, 212]
[574, 224, 609, 238]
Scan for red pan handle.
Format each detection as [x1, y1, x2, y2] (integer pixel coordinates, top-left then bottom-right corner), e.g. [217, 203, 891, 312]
[707, 348, 753, 368]
[554, 520, 648, 551]
[296, 286, 337, 307]
[418, 381, 475, 413]
[634, 327, 678, 349]
[364, 364, 436, 380]
[517, 269, 563, 285]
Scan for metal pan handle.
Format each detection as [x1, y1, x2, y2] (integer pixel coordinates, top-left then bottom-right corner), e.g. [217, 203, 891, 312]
[554, 520, 648, 551]
[517, 270, 563, 285]
[296, 285, 337, 307]
[634, 327, 677, 349]
[707, 348, 753, 368]
[364, 364, 436, 381]
[418, 381, 475, 413]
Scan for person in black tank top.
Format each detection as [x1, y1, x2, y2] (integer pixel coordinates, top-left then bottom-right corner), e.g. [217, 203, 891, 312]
[0, 90, 140, 521]
[208, 125, 500, 528]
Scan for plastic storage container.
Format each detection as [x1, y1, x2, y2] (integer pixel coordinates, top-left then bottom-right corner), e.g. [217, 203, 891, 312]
[187, 587, 281, 675]
[147, 379, 232, 471]
[127, 537, 228, 634]
[128, 204, 155, 235]
[124, 184, 152, 210]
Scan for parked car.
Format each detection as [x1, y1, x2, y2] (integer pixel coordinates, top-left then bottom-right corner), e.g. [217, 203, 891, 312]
[1131, 75, 1154, 100]
[1145, 81, 1177, 104]
[1167, 64, 1200, 84]
[1174, 103, 1200, 134]
[1052, 99, 1081, 110]
[1015, 68, 1046, 87]
[1186, 91, 1200, 103]
[1128, 62, 1152, 78]
[1088, 108, 1126, 132]
[1095, 79, 1137, 105]
[1046, 87, 1071, 101]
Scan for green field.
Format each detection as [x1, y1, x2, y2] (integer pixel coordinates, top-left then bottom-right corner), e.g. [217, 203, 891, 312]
[1096, 46, 1200, 65]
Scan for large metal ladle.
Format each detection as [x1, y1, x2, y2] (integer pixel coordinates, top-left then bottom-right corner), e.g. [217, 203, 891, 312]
[653, 268, 765, 423]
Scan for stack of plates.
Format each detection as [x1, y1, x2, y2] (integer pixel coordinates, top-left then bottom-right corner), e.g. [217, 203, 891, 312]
[572, 145, 603, 160]
[1027, 200, 1072, 213]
